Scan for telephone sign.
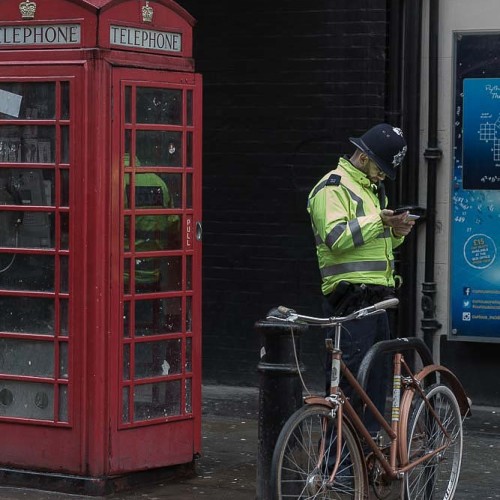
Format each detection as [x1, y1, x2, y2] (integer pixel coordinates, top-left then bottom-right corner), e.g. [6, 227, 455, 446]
[0, 24, 81, 46]
[109, 25, 181, 52]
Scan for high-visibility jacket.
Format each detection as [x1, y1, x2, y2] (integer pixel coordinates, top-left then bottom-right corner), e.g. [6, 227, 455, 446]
[307, 157, 404, 296]
[124, 172, 179, 286]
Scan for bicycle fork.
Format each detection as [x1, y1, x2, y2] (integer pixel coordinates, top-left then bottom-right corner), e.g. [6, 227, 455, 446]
[322, 337, 347, 483]
[315, 402, 345, 483]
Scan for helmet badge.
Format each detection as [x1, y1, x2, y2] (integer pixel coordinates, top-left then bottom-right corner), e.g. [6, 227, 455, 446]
[393, 145, 407, 167]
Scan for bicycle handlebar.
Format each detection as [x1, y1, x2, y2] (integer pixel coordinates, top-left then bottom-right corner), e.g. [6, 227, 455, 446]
[268, 298, 399, 326]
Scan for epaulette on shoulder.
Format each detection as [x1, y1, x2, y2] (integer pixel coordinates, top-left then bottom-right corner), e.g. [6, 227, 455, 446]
[325, 174, 341, 187]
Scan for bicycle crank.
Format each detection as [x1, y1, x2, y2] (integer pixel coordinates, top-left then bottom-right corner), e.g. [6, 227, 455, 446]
[367, 454, 393, 499]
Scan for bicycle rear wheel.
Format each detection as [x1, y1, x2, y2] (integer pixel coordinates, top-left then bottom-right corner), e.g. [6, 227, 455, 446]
[405, 384, 463, 500]
[271, 404, 367, 499]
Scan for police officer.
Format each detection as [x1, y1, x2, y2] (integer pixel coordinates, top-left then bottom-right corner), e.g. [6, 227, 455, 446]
[123, 155, 180, 290]
[307, 123, 415, 435]
[126, 172, 179, 288]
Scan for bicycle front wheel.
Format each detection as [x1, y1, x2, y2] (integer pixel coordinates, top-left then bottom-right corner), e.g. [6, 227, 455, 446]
[405, 384, 463, 500]
[271, 404, 367, 500]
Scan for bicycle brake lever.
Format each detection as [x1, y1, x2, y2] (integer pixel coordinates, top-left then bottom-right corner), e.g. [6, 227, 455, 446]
[356, 298, 399, 319]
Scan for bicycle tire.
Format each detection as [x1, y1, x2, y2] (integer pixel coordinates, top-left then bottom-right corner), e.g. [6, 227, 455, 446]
[404, 384, 463, 500]
[271, 404, 367, 499]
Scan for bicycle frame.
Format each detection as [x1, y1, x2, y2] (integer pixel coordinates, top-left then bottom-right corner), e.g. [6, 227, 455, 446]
[268, 299, 470, 499]
[308, 339, 457, 483]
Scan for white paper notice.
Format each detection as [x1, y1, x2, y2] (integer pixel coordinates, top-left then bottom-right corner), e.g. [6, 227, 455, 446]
[0, 89, 22, 118]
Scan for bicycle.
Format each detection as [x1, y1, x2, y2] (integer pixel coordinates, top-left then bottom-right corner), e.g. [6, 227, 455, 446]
[266, 298, 470, 500]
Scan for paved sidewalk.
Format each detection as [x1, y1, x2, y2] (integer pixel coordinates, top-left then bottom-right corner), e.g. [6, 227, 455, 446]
[0, 385, 497, 499]
[0, 386, 260, 500]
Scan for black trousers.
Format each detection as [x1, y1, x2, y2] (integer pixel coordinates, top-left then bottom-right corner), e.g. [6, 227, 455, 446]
[322, 296, 390, 435]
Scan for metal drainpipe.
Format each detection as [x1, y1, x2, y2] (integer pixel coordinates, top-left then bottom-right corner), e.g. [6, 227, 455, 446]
[386, 0, 403, 128]
[400, 0, 422, 338]
[386, 0, 422, 339]
[385, 0, 407, 340]
[385, 0, 403, 338]
[422, 0, 443, 357]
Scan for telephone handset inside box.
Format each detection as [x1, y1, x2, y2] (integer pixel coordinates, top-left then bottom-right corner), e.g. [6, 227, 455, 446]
[0, 169, 51, 254]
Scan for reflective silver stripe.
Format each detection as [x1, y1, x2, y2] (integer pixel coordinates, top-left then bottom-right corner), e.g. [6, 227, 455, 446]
[309, 179, 330, 199]
[136, 230, 159, 241]
[348, 219, 364, 247]
[320, 260, 388, 278]
[325, 223, 346, 248]
[344, 186, 365, 217]
[377, 228, 391, 238]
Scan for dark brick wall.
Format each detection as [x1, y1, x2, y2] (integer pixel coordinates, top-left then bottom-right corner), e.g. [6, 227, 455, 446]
[176, 1, 389, 387]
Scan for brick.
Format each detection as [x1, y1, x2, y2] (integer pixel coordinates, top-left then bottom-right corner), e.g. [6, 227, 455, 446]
[175, 0, 388, 384]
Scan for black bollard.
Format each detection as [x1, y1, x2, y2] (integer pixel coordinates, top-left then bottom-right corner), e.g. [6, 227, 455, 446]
[255, 317, 307, 500]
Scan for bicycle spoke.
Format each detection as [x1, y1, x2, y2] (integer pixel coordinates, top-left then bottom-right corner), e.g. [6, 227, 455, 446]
[272, 405, 366, 499]
[405, 384, 463, 500]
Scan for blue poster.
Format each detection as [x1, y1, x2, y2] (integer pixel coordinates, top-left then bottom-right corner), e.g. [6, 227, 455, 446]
[452, 65, 500, 340]
[463, 78, 500, 189]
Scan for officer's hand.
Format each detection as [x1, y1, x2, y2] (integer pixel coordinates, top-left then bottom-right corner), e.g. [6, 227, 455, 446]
[380, 209, 415, 237]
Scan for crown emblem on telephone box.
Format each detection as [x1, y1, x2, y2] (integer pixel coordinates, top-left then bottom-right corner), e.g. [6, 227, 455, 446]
[19, 0, 37, 19]
[142, 1, 154, 23]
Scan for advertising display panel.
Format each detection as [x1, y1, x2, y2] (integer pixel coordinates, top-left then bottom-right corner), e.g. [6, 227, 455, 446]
[451, 33, 500, 341]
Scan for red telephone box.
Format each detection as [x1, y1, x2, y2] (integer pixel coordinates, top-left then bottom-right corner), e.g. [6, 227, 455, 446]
[0, 0, 202, 492]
